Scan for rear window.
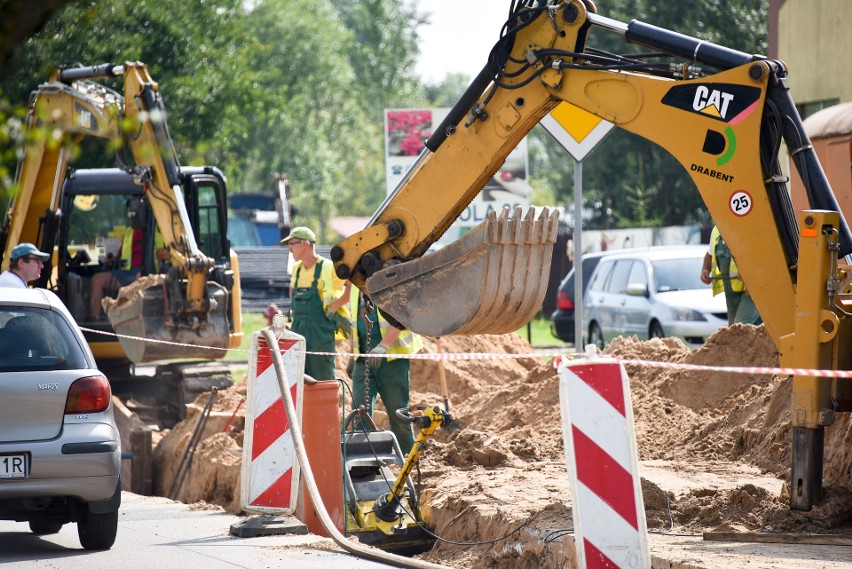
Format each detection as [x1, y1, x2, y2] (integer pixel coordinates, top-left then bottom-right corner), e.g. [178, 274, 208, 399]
[0, 308, 88, 372]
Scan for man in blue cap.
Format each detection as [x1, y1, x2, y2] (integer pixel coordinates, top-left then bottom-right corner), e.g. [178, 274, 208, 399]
[0, 243, 50, 288]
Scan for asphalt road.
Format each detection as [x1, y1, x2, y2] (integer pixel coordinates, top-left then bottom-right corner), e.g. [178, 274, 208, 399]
[0, 492, 392, 568]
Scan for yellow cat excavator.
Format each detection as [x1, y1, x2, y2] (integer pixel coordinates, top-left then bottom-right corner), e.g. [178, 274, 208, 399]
[0, 62, 242, 423]
[333, 1, 852, 511]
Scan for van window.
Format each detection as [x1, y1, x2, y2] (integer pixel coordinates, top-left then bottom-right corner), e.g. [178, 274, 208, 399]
[653, 257, 707, 292]
[606, 260, 634, 294]
[588, 260, 613, 292]
[627, 260, 647, 289]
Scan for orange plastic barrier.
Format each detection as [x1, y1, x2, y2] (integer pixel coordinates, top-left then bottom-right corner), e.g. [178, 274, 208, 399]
[297, 380, 344, 536]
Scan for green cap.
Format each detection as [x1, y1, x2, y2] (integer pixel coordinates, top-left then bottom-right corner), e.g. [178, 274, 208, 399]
[280, 226, 316, 245]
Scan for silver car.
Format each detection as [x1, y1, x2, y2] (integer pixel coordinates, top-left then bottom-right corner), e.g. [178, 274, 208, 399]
[582, 246, 728, 348]
[0, 288, 120, 549]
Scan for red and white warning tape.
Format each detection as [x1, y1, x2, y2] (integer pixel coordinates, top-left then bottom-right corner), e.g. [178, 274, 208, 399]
[81, 326, 852, 379]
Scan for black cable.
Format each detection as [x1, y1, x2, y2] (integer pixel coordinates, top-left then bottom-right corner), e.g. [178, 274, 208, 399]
[543, 528, 574, 543]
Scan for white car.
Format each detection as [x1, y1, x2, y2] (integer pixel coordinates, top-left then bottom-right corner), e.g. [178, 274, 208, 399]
[0, 287, 120, 550]
[581, 246, 728, 348]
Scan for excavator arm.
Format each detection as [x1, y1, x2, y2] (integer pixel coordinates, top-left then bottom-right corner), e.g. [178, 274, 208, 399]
[59, 62, 216, 311]
[334, 0, 852, 510]
[333, 1, 848, 341]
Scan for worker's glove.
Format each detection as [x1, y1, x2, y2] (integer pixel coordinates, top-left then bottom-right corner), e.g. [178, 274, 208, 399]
[262, 303, 280, 326]
[330, 312, 351, 339]
[346, 357, 355, 377]
[367, 345, 387, 369]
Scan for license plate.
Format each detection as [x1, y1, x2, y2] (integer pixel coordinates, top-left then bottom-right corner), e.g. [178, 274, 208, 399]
[0, 454, 27, 479]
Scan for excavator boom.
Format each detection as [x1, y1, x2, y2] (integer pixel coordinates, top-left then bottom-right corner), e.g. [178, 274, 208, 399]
[333, 1, 849, 341]
[333, 0, 852, 510]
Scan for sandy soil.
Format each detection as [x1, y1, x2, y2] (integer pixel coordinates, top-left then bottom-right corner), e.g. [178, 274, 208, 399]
[149, 325, 852, 568]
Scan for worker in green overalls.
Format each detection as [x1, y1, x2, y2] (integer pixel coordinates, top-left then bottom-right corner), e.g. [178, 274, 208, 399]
[282, 227, 350, 381]
[700, 225, 762, 325]
[348, 290, 423, 455]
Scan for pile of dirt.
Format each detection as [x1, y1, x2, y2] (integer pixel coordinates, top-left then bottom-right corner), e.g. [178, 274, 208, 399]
[149, 325, 852, 568]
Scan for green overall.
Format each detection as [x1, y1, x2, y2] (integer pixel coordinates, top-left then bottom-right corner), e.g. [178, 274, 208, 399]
[351, 301, 415, 454]
[715, 236, 762, 325]
[291, 261, 336, 381]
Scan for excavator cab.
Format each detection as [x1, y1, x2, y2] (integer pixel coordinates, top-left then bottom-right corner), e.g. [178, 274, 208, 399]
[57, 167, 236, 363]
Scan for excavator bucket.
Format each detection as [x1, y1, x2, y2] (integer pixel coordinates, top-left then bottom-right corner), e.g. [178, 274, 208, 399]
[366, 207, 560, 337]
[104, 275, 231, 363]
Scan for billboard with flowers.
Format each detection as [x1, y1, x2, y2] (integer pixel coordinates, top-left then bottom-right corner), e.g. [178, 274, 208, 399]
[384, 108, 530, 240]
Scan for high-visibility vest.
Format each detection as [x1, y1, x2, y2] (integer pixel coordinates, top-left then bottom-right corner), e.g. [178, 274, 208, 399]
[349, 292, 423, 361]
[709, 226, 745, 296]
[120, 227, 142, 268]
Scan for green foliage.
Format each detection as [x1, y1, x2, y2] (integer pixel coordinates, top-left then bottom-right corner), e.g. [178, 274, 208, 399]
[0, 0, 425, 242]
[422, 73, 472, 107]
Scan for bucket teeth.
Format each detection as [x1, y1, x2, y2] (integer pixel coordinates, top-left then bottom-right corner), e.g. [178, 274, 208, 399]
[366, 207, 560, 337]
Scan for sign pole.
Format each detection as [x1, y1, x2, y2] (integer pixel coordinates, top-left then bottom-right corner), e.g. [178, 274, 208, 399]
[540, 103, 615, 352]
[573, 159, 583, 353]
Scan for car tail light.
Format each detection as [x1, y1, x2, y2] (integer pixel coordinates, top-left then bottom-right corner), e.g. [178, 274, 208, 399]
[65, 375, 111, 414]
[556, 290, 574, 310]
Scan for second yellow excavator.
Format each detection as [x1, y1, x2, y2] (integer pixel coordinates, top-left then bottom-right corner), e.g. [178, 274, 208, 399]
[0, 62, 242, 423]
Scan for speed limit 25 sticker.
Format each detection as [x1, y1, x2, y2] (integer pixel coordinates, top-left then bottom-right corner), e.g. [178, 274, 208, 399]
[729, 190, 752, 217]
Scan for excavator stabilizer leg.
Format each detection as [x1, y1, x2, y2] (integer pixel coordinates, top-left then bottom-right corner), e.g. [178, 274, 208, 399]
[366, 207, 560, 337]
[790, 426, 824, 510]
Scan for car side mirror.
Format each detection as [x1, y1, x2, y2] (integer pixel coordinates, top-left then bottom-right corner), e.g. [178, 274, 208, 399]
[626, 282, 648, 297]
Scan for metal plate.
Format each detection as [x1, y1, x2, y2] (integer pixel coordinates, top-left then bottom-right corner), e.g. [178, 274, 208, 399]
[0, 453, 28, 479]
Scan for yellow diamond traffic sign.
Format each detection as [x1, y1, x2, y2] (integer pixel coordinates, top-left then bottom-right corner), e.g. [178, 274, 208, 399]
[541, 102, 615, 161]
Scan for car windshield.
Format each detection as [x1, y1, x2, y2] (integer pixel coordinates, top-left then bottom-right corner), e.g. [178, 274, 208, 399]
[0, 307, 88, 372]
[653, 257, 708, 292]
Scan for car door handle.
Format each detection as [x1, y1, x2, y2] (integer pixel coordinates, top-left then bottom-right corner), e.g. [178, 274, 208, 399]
[620, 299, 626, 306]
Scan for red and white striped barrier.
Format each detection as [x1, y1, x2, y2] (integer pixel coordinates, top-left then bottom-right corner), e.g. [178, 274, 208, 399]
[557, 358, 650, 569]
[240, 328, 306, 514]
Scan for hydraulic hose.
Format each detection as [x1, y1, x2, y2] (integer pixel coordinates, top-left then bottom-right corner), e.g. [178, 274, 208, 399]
[261, 329, 452, 569]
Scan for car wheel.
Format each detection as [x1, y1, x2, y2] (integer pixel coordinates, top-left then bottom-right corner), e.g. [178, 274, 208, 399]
[77, 510, 118, 550]
[589, 322, 605, 350]
[29, 519, 63, 535]
[650, 321, 665, 339]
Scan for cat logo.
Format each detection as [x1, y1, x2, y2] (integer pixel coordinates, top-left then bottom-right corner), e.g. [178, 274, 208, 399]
[74, 102, 96, 130]
[662, 83, 762, 124]
[693, 86, 734, 118]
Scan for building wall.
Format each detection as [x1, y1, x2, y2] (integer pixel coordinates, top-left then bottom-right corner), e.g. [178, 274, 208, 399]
[777, 0, 852, 108]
